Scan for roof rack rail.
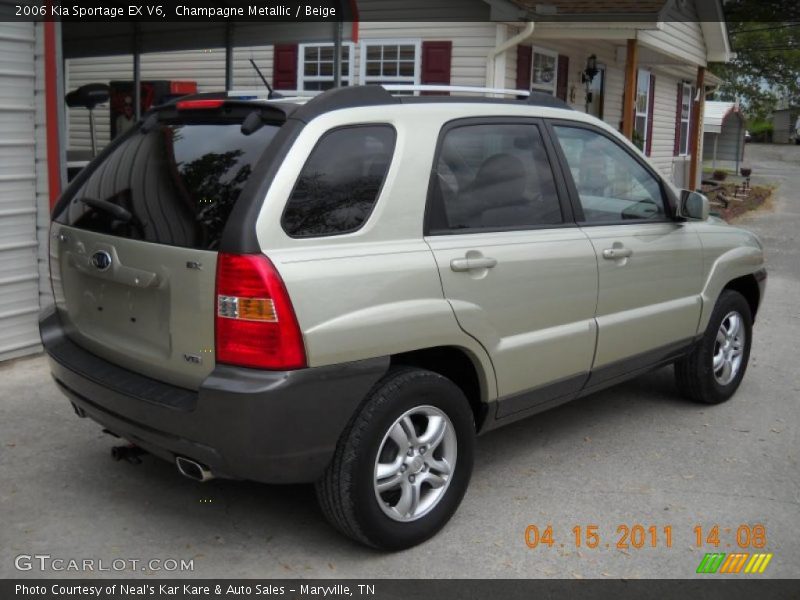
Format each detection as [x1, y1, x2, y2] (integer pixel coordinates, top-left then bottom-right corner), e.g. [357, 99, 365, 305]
[291, 85, 400, 123]
[382, 84, 528, 97]
[225, 84, 572, 113]
[381, 84, 572, 109]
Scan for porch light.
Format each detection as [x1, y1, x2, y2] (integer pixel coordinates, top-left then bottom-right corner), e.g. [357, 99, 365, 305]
[582, 54, 599, 83]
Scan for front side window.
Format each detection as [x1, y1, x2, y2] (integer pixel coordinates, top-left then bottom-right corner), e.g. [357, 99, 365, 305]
[299, 43, 354, 91]
[361, 41, 420, 86]
[553, 125, 666, 223]
[282, 125, 396, 237]
[427, 123, 563, 233]
[531, 47, 558, 95]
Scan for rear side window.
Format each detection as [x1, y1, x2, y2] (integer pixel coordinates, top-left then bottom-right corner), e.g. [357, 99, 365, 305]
[281, 125, 396, 237]
[55, 120, 279, 250]
[427, 122, 563, 233]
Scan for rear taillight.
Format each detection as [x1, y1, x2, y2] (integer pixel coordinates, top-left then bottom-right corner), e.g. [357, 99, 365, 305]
[215, 253, 306, 370]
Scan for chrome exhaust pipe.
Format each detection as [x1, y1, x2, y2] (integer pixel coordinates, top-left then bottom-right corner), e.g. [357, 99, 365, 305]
[175, 456, 214, 482]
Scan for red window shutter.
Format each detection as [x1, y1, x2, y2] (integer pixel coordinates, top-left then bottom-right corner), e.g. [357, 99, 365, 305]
[516, 45, 532, 90]
[556, 55, 569, 101]
[273, 44, 298, 91]
[645, 74, 656, 157]
[689, 86, 703, 154]
[674, 83, 683, 156]
[421, 41, 452, 95]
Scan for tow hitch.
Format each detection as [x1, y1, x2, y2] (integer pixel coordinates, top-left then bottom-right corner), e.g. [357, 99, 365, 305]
[111, 444, 147, 465]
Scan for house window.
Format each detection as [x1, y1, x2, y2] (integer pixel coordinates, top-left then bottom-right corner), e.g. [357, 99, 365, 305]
[360, 40, 421, 86]
[634, 69, 651, 152]
[678, 83, 693, 156]
[531, 47, 558, 95]
[298, 43, 354, 91]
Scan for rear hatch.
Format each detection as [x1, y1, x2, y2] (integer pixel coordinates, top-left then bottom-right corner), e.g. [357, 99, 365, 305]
[50, 101, 283, 389]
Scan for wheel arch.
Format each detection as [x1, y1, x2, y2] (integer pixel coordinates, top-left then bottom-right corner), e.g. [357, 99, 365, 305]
[390, 346, 492, 432]
[722, 273, 763, 321]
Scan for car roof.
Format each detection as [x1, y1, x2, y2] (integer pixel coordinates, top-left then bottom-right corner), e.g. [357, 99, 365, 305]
[162, 86, 574, 125]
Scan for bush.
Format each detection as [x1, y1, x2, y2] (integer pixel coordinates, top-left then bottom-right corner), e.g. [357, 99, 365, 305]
[747, 118, 773, 136]
[712, 169, 728, 181]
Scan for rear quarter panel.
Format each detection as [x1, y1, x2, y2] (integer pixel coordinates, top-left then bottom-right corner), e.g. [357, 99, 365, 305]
[251, 105, 502, 402]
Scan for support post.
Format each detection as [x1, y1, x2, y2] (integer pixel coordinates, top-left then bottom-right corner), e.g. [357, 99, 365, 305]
[133, 24, 141, 121]
[688, 66, 706, 191]
[44, 20, 63, 207]
[225, 23, 234, 91]
[333, 20, 343, 88]
[621, 38, 638, 140]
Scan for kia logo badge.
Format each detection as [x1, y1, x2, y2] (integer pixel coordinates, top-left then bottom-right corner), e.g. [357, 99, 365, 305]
[91, 251, 112, 271]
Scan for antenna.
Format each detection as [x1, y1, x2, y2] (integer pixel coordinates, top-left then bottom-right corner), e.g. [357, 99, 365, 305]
[249, 58, 281, 99]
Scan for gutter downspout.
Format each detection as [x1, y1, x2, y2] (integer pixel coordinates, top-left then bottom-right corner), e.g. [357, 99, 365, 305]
[486, 22, 535, 90]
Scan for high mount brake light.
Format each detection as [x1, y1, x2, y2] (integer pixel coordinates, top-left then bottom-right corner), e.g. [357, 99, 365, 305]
[215, 253, 306, 370]
[176, 99, 225, 111]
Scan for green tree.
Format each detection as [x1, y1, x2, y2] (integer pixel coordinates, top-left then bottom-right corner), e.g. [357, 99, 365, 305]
[712, 1, 800, 118]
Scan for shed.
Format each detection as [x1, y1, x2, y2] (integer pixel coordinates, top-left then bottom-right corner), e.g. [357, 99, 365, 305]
[770, 107, 799, 144]
[703, 100, 746, 172]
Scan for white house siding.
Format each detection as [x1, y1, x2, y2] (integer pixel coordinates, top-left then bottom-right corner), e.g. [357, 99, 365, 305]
[65, 17, 712, 189]
[66, 23, 500, 152]
[648, 70, 684, 182]
[0, 21, 41, 360]
[638, 1, 707, 67]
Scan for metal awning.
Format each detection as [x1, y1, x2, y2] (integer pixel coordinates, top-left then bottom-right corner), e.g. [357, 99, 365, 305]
[62, 21, 356, 59]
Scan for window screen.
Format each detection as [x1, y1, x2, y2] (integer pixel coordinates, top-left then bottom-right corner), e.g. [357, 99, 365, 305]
[282, 125, 396, 237]
[427, 123, 563, 233]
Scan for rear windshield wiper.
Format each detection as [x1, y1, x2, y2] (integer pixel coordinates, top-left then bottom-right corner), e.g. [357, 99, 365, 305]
[77, 197, 133, 223]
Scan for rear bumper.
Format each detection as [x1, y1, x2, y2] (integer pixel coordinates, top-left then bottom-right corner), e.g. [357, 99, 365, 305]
[40, 311, 389, 483]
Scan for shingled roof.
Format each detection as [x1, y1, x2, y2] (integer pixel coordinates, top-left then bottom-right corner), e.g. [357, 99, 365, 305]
[508, 0, 668, 18]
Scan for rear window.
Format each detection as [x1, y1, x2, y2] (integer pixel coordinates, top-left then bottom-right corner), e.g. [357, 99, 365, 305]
[55, 119, 278, 250]
[281, 125, 396, 237]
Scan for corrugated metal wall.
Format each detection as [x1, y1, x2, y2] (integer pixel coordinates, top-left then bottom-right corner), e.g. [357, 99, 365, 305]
[771, 110, 794, 144]
[0, 21, 42, 360]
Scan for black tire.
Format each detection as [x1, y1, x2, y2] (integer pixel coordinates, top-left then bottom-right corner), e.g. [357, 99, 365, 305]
[674, 290, 753, 404]
[315, 367, 475, 550]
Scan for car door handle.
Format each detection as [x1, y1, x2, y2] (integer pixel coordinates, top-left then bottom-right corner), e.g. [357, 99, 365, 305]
[602, 247, 633, 260]
[450, 256, 498, 272]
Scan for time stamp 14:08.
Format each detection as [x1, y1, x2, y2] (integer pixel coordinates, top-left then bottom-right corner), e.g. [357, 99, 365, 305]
[524, 524, 768, 550]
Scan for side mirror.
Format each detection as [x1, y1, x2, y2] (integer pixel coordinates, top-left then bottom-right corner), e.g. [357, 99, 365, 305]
[678, 190, 709, 221]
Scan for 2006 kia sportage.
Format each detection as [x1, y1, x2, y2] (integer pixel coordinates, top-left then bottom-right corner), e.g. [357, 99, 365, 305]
[41, 86, 766, 549]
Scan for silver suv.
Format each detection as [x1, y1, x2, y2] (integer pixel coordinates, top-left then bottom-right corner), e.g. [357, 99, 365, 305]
[41, 86, 766, 550]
